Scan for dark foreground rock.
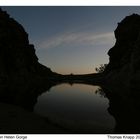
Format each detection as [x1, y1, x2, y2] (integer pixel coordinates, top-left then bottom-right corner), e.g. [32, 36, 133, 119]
[0, 102, 68, 133]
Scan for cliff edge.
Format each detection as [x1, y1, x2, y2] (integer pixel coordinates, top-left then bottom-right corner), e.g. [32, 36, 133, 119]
[0, 8, 55, 88]
[104, 14, 140, 90]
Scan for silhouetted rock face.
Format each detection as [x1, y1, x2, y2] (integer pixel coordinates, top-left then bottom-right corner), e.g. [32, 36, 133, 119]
[0, 8, 54, 86]
[104, 14, 140, 88]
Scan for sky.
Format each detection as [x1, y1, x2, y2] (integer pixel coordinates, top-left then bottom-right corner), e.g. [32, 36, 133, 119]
[2, 6, 140, 74]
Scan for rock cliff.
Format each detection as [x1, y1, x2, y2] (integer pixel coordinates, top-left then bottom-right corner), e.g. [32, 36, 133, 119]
[0, 8, 55, 88]
[104, 14, 140, 89]
[0, 8, 67, 133]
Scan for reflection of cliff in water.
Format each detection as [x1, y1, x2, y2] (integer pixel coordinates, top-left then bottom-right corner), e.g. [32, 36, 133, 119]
[0, 81, 70, 133]
[1, 76, 140, 134]
[0, 81, 56, 112]
[100, 85, 140, 134]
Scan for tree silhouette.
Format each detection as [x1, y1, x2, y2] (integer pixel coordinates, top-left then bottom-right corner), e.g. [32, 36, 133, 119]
[95, 64, 107, 73]
[95, 87, 106, 98]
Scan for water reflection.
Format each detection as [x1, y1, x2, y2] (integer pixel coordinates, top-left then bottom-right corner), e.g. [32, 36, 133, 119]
[102, 86, 140, 134]
[95, 87, 106, 98]
[0, 80, 140, 133]
[34, 84, 115, 133]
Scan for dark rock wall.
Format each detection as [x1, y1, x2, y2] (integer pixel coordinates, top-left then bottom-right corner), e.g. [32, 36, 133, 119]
[104, 14, 140, 88]
[0, 8, 54, 87]
[0, 8, 58, 110]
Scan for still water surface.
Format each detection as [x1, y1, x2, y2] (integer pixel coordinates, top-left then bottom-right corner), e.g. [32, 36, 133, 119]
[34, 83, 115, 133]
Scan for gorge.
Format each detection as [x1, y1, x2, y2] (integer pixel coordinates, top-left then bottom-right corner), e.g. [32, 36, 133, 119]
[0, 8, 140, 133]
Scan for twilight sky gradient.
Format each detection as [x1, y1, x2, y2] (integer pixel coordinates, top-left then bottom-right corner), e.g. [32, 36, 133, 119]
[2, 7, 140, 74]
